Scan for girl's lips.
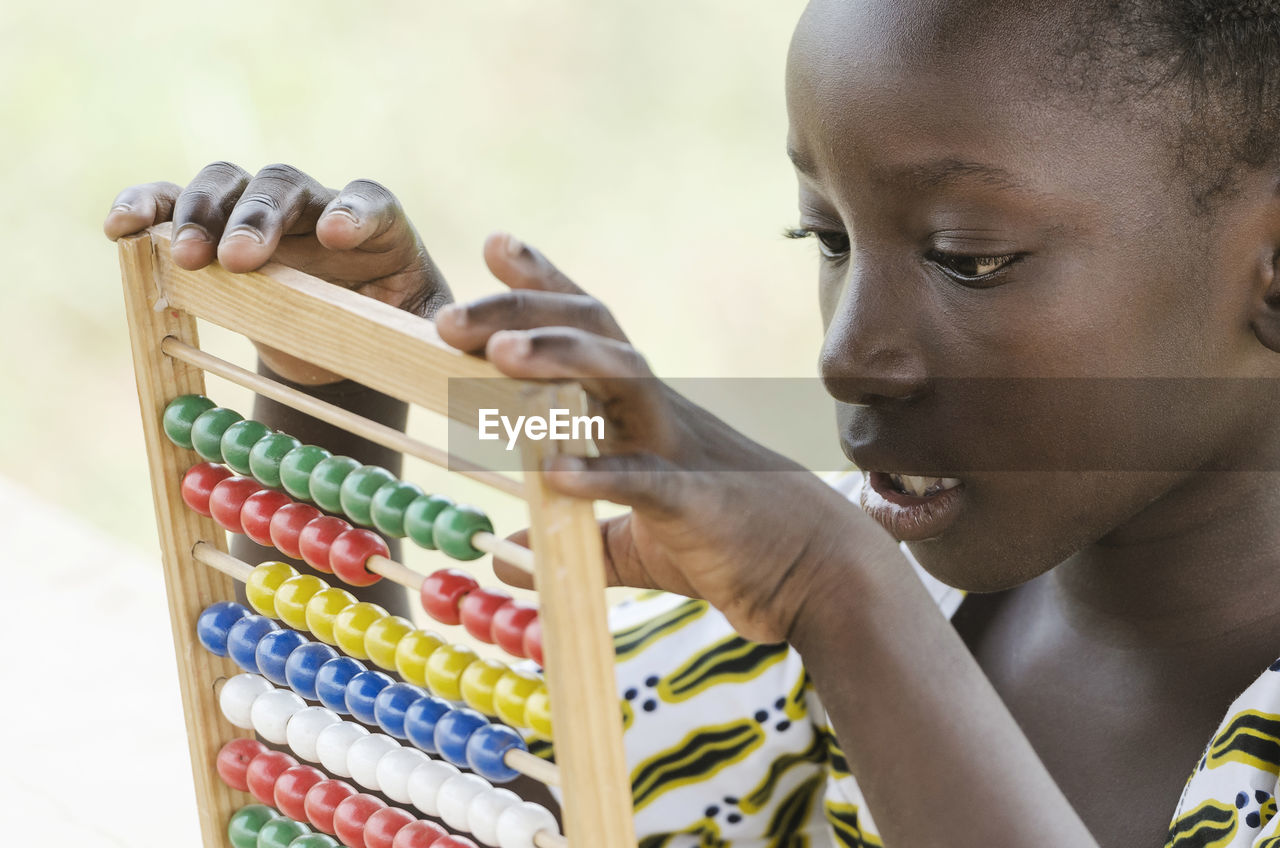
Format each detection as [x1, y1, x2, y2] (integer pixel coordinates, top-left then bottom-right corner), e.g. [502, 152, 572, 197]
[859, 471, 965, 541]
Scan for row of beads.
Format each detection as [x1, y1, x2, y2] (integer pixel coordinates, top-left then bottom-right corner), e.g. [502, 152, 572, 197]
[218, 679, 558, 848]
[230, 561, 552, 730]
[227, 797, 475, 848]
[164, 395, 494, 560]
[185, 462, 546, 665]
[203, 604, 535, 782]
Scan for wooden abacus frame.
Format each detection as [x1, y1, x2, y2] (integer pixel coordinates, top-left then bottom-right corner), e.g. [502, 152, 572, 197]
[119, 222, 636, 848]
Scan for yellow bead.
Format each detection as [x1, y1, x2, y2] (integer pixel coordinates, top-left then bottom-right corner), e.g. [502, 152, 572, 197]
[459, 658, 508, 716]
[365, 615, 414, 671]
[244, 561, 300, 618]
[493, 669, 542, 728]
[332, 602, 389, 660]
[523, 685, 553, 738]
[394, 629, 445, 686]
[424, 643, 479, 701]
[304, 586, 358, 645]
[273, 575, 329, 631]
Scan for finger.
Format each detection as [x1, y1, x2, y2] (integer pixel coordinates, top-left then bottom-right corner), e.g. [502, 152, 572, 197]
[103, 181, 182, 241]
[486, 327, 651, 383]
[217, 163, 336, 273]
[315, 179, 411, 253]
[483, 232, 588, 295]
[543, 453, 687, 515]
[436, 290, 625, 353]
[167, 162, 253, 269]
[492, 529, 535, 589]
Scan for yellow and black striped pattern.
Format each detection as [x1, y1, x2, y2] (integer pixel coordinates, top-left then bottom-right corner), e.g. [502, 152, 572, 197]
[656, 636, 790, 704]
[631, 720, 766, 811]
[1166, 799, 1238, 848]
[1205, 711, 1280, 773]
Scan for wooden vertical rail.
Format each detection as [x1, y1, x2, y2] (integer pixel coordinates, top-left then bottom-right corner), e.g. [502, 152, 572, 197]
[521, 385, 637, 848]
[119, 233, 244, 847]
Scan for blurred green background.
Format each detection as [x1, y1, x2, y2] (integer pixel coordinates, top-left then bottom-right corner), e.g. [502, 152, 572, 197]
[2, 0, 821, 553]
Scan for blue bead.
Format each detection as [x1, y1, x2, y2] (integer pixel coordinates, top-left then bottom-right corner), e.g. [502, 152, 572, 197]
[285, 643, 340, 700]
[196, 602, 250, 657]
[226, 615, 281, 673]
[466, 724, 527, 783]
[403, 696, 452, 753]
[433, 708, 489, 768]
[345, 670, 396, 725]
[255, 629, 310, 686]
[373, 683, 427, 739]
[315, 657, 367, 713]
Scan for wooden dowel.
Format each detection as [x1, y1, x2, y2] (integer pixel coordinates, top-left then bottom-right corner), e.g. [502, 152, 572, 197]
[366, 554, 426, 590]
[161, 337, 526, 499]
[192, 541, 254, 582]
[534, 831, 568, 848]
[505, 749, 561, 787]
[473, 532, 536, 573]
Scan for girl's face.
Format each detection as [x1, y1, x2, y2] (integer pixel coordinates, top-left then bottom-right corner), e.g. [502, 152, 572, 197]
[787, 0, 1280, 590]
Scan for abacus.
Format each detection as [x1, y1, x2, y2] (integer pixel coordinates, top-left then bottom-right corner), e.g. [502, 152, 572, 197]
[119, 223, 635, 848]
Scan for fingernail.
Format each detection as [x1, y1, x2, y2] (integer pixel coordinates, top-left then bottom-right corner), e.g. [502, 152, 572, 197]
[326, 207, 360, 226]
[494, 331, 531, 357]
[173, 224, 210, 244]
[505, 233, 525, 258]
[223, 225, 264, 245]
[544, 455, 585, 475]
[110, 203, 133, 214]
[439, 303, 467, 327]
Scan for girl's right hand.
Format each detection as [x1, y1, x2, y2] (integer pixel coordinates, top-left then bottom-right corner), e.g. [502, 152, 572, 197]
[104, 161, 451, 384]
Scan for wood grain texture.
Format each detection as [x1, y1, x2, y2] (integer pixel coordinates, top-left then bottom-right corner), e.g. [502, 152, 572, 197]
[118, 233, 246, 847]
[522, 384, 637, 848]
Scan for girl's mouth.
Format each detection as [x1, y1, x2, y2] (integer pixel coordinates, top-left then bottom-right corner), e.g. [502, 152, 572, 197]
[860, 471, 965, 541]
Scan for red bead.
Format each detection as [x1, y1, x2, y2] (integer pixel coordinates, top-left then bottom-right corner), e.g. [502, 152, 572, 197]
[215, 737, 267, 792]
[209, 476, 265, 535]
[363, 807, 417, 848]
[420, 569, 479, 626]
[298, 515, 352, 574]
[390, 821, 448, 848]
[459, 587, 514, 644]
[305, 779, 359, 834]
[329, 529, 389, 587]
[269, 502, 323, 559]
[181, 462, 233, 516]
[523, 616, 544, 666]
[273, 764, 327, 822]
[240, 489, 294, 546]
[433, 837, 479, 848]
[333, 793, 388, 848]
[491, 601, 538, 658]
[244, 749, 298, 805]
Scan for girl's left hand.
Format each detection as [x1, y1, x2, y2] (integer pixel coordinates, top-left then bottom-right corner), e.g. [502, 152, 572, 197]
[435, 233, 905, 644]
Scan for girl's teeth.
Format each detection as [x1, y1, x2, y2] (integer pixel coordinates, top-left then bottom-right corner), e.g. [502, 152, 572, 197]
[888, 473, 962, 497]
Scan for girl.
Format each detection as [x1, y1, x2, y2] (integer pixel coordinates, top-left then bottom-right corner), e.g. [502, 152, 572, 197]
[105, 1, 1280, 845]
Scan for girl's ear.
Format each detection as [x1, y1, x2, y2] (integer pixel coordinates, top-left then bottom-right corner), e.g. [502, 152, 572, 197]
[1251, 183, 1280, 353]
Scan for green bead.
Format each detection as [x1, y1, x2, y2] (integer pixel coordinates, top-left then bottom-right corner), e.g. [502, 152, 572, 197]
[162, 394, 215, 449]
[308, 455, 362, 513]
[279, 445, 332, 500]
[433, 504, 494, 560]
[227, 805, 277, 848]
[220, 419, 273, 476]
[190, 407, 245, 462]
[370, 480, 426, 537]
[338, 466, 397, 527]
[249, 432, 303, 488]
[256, 816, 310, 848]
[288, 836, 340, 848]
[404, 494, 454, 549]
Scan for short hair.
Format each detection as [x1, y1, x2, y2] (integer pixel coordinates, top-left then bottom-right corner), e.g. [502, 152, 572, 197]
[1066, 0, 1280, 214]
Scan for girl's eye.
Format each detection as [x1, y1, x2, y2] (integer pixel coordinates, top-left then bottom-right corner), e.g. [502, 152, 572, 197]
[785, 227, 850, 260]
[925, 250, 1021, 283]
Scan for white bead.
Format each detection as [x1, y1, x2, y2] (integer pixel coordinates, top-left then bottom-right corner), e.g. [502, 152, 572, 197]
[250, 689, 307, 744]
[495, 802, 560, 848]
[375, 748, 431, 804]
[468, 788, 521, 846]
[406, 759, 461, 817]
[218, 674, 274, 729]
[438, 773, 492, 832]
[347, 733, 401, 791]
[286, 706, 342, 763]
[315, 721, 370, 777]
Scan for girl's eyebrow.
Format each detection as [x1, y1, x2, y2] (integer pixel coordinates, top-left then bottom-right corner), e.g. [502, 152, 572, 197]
[787, 145, 1031, 196]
